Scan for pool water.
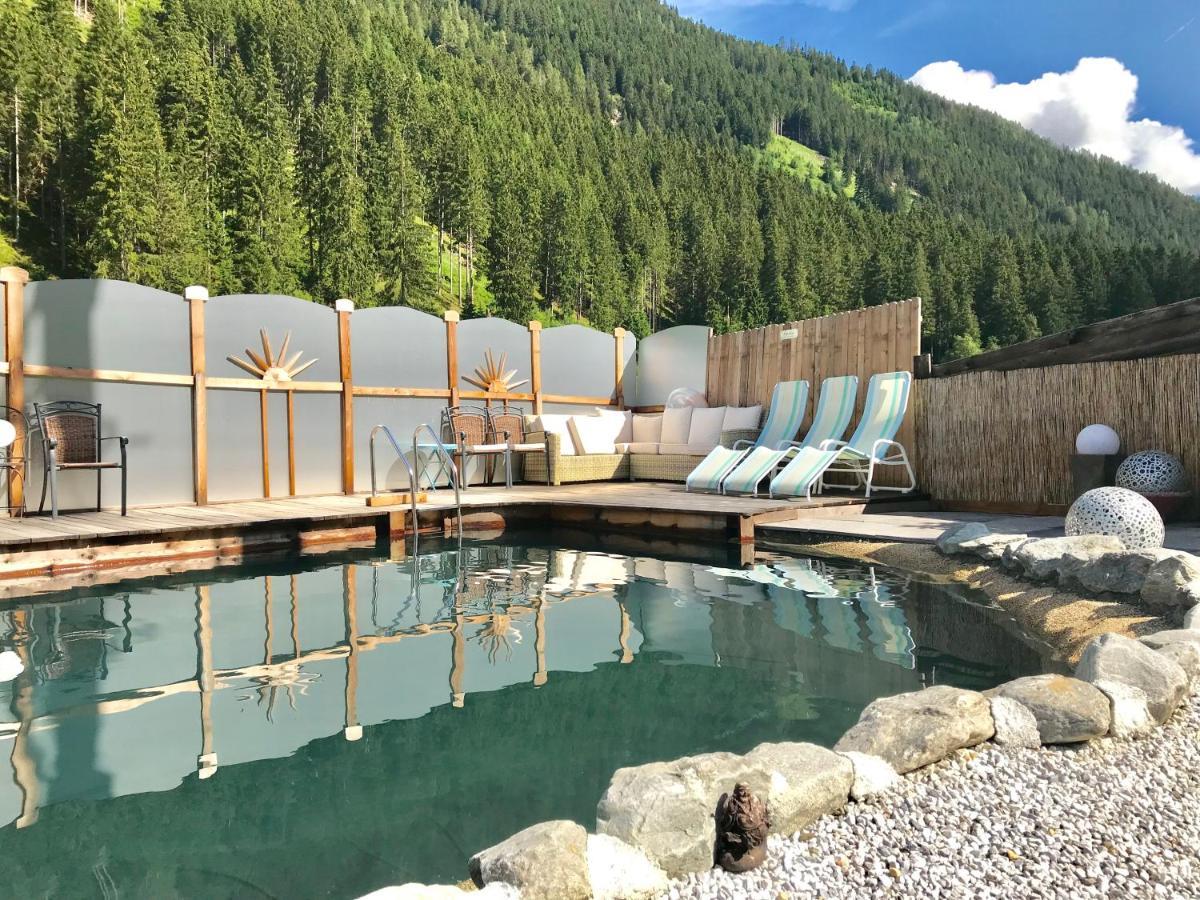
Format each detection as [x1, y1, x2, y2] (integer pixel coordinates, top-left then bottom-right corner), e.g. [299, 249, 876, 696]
[0, 534, 1053, 897]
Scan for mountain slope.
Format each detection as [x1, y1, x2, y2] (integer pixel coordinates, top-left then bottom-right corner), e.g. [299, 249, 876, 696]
[1, 0, 1198, 361]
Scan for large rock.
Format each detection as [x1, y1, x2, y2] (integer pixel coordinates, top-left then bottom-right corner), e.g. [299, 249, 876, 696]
[988, 696, 1042, 748]
[1183, 605, 1200, 630]
[988, 675, 1111, 743]
[596, 751, 770, 877]
[1141, 629, 1200, 652]
[469, 820, 591, 900]
[1007, 535, 1124, 581]
[936, 522, 991, 555]
[837, 751, 901, 800]
[833, 685, 994, 774]
[586, 834, 668, 900]
[1156, 641, 1200, 687]
[1093, 679, 1155, 738]
[1141, 554, 1200, 609]
[960, 533, 1030, 562]
[743, 742, 852, 832]
[1074, 632, 1187, 724]
[1068, 549, 1180, 595]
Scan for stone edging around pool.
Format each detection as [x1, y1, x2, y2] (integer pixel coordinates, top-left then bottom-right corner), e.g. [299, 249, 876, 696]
[361, 528, 1200, 900]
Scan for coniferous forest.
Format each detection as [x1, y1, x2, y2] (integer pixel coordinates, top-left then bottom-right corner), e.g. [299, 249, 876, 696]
[3, 0, 1200, 359]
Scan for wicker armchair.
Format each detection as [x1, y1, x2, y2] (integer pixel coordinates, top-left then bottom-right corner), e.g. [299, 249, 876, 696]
[0, 406, 28, 517]
[32, 401, 128, 517]
[488, 404, 549, 486]
[442, 405, 510, 489]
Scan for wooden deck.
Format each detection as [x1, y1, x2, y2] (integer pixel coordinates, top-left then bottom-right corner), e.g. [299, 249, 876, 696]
[0, 482, 924, 597]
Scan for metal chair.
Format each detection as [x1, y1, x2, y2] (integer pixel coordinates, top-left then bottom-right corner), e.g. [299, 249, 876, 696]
[488, 403, 549, 486]
[32, 401, 129, 517]
[0, 406, 28, 517]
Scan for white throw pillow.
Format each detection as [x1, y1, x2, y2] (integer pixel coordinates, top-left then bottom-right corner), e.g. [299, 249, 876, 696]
[687, 406, 726, 447]
[660, 407, 693, 444]
[591, 408, 634, 443]
[534, 414, 577, 456]
[632, 414, 664, 443]
[723, 405, 762, 431]
[568, 414, 626, 455]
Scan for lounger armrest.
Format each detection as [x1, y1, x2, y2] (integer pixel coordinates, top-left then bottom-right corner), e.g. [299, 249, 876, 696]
[818, 439, 849, 452]
[777, 440, 808, 451]
[870, 438, 907, 460]
[723, 428, 760, 449]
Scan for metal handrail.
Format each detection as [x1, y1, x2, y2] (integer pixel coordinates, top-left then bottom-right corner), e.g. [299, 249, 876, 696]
[413, 423, 463, 538]
[369, 425, 420, 538]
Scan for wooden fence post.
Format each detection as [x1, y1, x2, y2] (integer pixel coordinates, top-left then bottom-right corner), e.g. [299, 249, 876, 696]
[336, 299, 355, 495]
[613, 327, 626, 408]
[185, 285, 208, 505]
[528, 320, 543, 414]
[2, 267, 28, 514]
[444, 310, 460, 407]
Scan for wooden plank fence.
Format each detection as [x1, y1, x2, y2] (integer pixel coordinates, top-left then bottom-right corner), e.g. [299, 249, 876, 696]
[706, 299, 922, 486]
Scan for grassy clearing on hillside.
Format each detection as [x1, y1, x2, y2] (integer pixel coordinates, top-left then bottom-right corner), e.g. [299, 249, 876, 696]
[761, 135, 856, 198]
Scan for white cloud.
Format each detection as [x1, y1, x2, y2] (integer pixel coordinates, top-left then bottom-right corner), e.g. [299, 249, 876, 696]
[909, 57, 1200, 195]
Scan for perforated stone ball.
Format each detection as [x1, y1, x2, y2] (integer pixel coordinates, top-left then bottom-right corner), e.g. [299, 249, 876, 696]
[1065, 486, 1165, 551]
[1075, 423, 1120, 455]
[665, 387, 708, 409]
[1115, 450, 1190, 495]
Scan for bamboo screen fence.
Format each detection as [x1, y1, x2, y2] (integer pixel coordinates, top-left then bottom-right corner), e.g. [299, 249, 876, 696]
[914, 353, 1200, 514]
[706, 299, 922, 486]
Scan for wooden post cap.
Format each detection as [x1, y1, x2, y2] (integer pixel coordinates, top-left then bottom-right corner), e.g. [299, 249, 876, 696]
[335, 298, 355, 312]
[614, 327, 626, 337]
[0, 267, 30, 283]
[184, 285, 209, 301]
[528, 320, 542, 331]
[443, 309, 460, 323]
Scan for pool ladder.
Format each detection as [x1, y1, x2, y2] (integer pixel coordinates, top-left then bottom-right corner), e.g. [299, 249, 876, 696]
[369, 424, 463, 538]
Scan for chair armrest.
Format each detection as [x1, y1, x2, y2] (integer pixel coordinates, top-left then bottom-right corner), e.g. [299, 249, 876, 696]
[721, 428, 760, 449]
[818, 439, 849, 452]
[101, 435, 130, 446]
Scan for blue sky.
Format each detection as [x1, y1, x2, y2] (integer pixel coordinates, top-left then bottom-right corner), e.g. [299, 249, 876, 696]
[671, 0, 1200, 193]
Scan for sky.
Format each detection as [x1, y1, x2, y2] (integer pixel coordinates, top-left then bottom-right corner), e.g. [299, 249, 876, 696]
[669, 0, 1200, 194]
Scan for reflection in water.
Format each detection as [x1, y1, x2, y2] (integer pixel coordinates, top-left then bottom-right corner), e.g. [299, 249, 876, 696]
[0, 539, 1051, 897]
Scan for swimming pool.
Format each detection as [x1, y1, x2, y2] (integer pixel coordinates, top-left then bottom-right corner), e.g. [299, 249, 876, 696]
[0, 534, 1053, 897]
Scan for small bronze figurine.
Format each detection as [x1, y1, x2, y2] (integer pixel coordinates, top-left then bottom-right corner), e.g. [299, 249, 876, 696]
[714, 782, 771, 873]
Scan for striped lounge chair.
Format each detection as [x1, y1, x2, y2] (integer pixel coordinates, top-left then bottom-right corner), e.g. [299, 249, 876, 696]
[720, 374, 859, 496]
[684, 380, 809, 493]
[769, 371, 915, 501]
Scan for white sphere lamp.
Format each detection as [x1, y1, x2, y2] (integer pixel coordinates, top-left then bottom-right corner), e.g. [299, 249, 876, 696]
[0, 419, 15, 450]
[666, 387, 708, 410]
[1075, 424, 1120, 456]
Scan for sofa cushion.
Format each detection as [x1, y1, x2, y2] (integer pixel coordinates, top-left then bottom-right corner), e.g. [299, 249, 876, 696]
[723, 405, 762, 431]
[660, 407, 693, 444]
[532, 414, 577, 455]
[688, 406, 726, 446]
[593, 408, 634, 443]
[615, 442, 661, 454]
[568, 414, 627, 455]
[658, 442, 718, 456]
[632, 414, 663, 443]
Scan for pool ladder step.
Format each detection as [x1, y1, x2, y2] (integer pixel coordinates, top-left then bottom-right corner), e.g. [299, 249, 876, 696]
[368, 424, 463, 538]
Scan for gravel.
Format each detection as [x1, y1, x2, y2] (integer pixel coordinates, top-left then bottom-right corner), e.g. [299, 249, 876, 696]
[662, 694, 1200, 900]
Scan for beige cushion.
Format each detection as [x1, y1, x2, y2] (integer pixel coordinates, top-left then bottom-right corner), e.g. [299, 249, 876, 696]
[632, 414, 663, 443]
[568, 414, 627, 455]
[534, 414, 577, 455]
[688, 407, 726, 446]
[615, 441, 661, 454]
[723, 405, 762, 431]
[660, 407, 693, 444]
[658, 442, 717, 456]
[591, 408, 633, 443]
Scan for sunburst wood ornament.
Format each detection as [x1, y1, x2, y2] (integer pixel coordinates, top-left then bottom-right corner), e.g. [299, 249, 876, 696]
[463, 350, 529, 393]
[227, 330, 318, 387]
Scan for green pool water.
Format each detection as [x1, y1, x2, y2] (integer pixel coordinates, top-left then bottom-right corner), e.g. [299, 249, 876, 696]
[0, 533, 1053, 898]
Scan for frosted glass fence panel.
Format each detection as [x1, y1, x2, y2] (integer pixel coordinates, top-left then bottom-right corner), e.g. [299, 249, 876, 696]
[457, 318, 531, 398]
[541, 324, 625, 400]
[205, 294, 341, 382]
[353, 307, 447, 389]
[635, 325, 710, 406]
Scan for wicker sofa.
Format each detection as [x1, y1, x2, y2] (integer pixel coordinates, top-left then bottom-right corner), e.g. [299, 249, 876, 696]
[523, 406, 762, 486]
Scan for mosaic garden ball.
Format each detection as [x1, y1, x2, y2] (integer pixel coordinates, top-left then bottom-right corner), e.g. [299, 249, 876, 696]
[666, 387, 708, 409]
[1065, 486, 1165, 550]
[1075, 424, 1120, 456]
[1115, 450, 1190, 495]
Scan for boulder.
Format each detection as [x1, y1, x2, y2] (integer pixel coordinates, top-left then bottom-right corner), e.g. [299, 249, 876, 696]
[1141, 629, 1200, 652]
[833, 685, 994, 774]
[988, 675, 1111, 743]
[960, 533, 1030, 562]
[935, 522, 991, 555]
[596, 751, 770, 877]
[837, 751, 901, 800]
[1141, 555, 1200, 609]
[743, 742, 852, 832]
[469, 820, 591, 900]
[1183, 604, 1200, 630]
[1068, 549, 1180, 596]
[586, 834, 668, 900]
[988, 696, 1042, 748]
[1155, 641, 1200, 687]
[1093, 679, 1155, 738]
[1074, 632, 1187, 724]
[1007, 535, 1124, 582]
